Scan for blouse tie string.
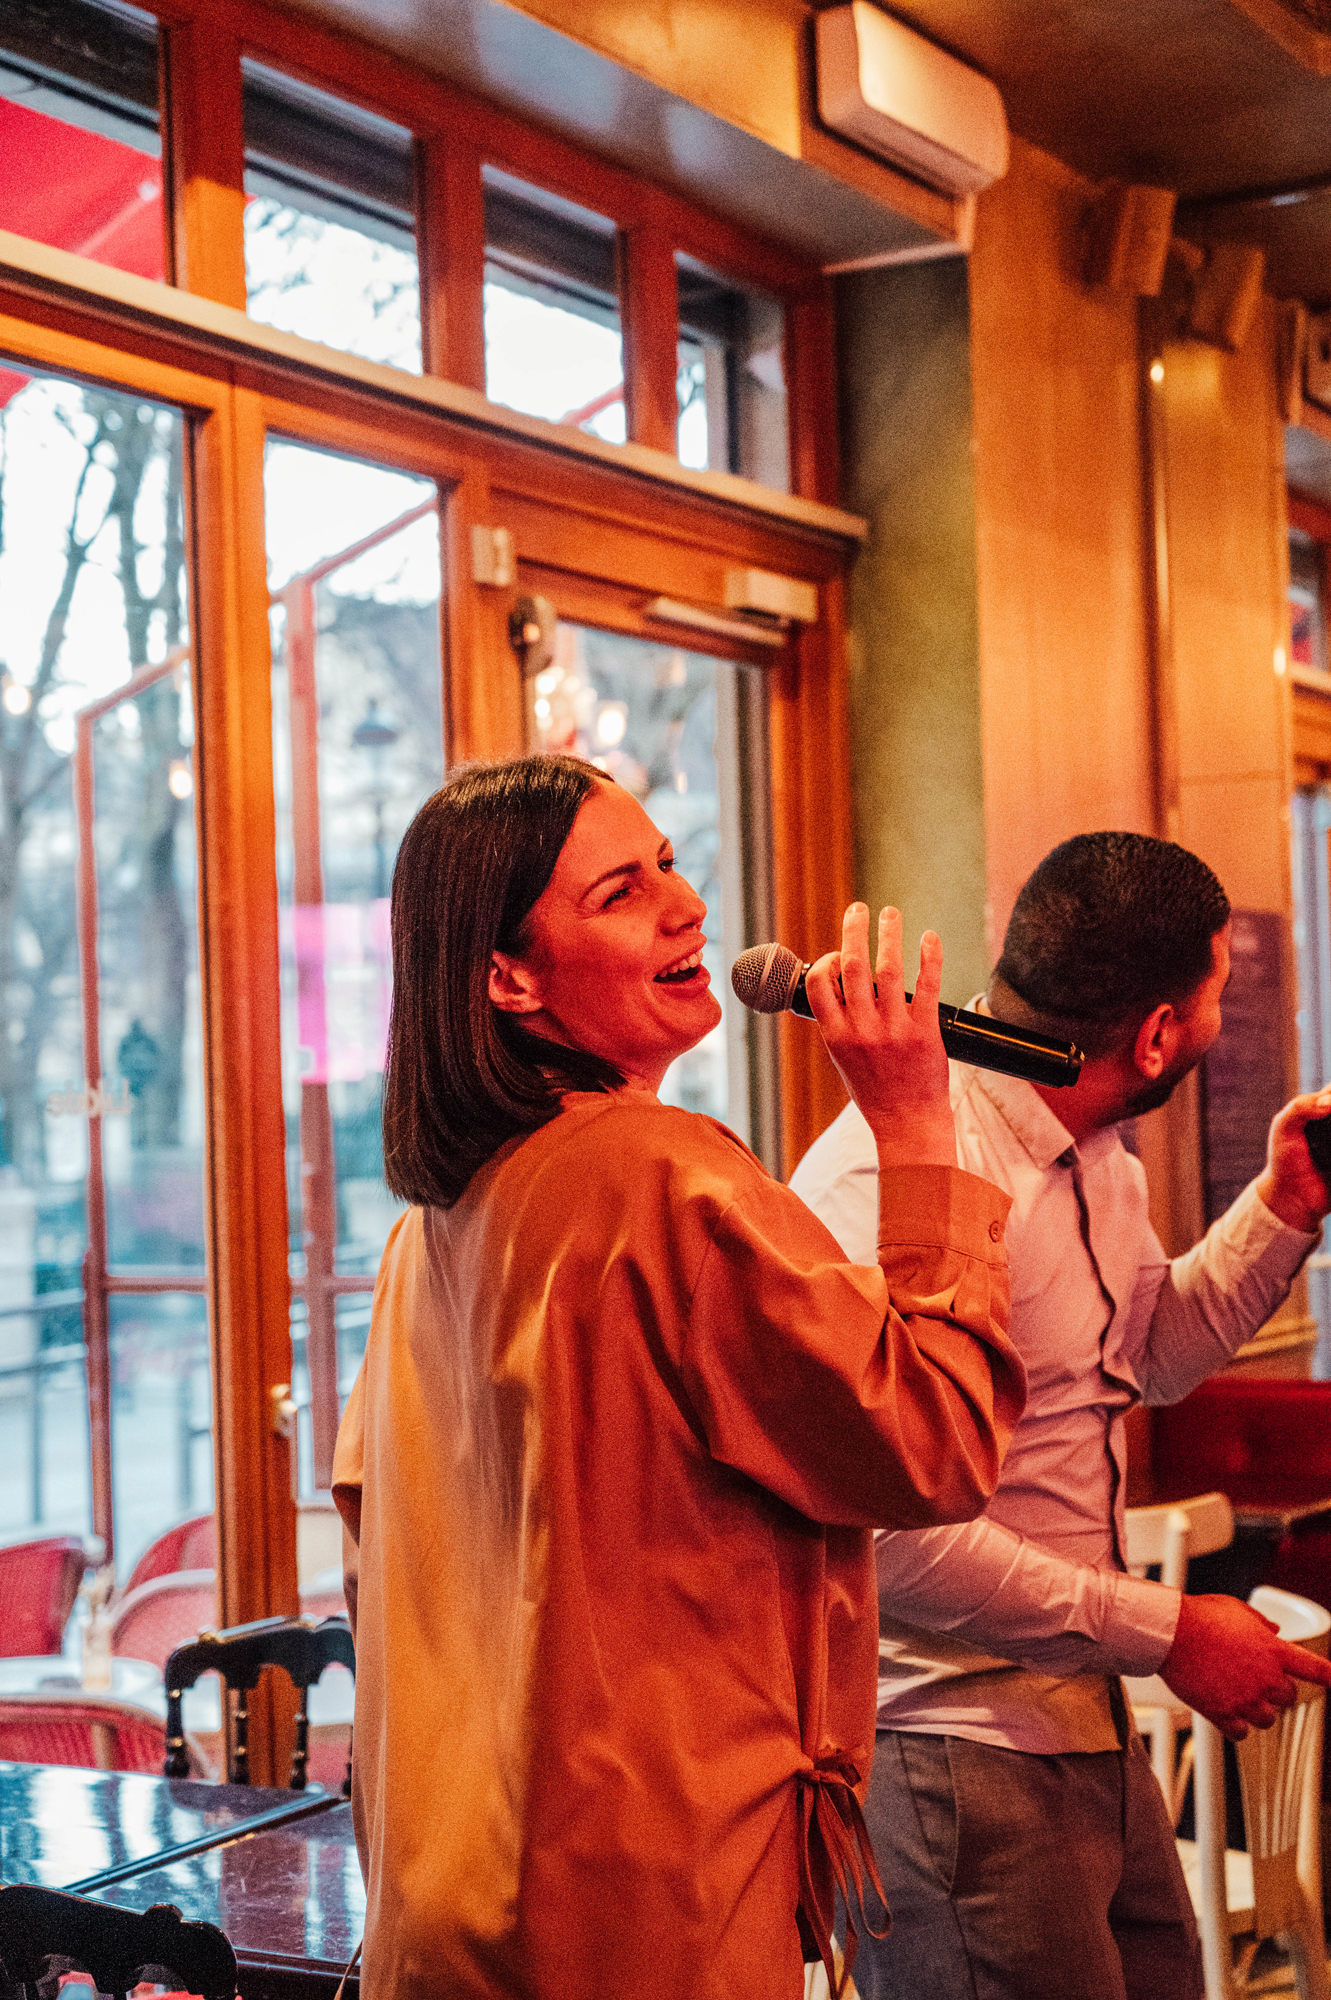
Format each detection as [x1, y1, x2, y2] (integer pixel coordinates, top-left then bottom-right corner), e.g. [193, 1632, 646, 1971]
[796, 1751, 889, 1998]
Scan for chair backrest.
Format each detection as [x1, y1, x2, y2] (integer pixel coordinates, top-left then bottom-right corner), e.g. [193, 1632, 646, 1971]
[1192, 1583, 1331, 1981]
[110, 1569, 218, 1672]
[0, 1536, 88, 1657]
[0, 1697, 184, 1775]
[123, 1514, 217, 1597]
[1235, 1588, 1329, 1943]
[1124, 1491, 1234, 1590]
[164, 1614, 355, 1792]
[0, 1883, 236, 2000]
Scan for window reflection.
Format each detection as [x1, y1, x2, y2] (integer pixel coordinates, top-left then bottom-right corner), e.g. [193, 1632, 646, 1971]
[483, 168, 625, 441]
[0, 366, 207, 1576]
[243, 61, 422, 374]
[0, 0, 163, 282]
[267, 440, 444, 1493]
[676, 254, 789, 491]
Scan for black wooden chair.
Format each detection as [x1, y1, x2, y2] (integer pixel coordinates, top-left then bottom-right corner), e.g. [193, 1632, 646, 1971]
[164, 1613, 354, 1794]
[0, 1884, 236, 2000]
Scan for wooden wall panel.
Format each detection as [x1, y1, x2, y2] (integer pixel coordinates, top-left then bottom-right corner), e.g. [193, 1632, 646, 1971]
[968, 138, 1156, 961]
[1162, 307, 1295, 922]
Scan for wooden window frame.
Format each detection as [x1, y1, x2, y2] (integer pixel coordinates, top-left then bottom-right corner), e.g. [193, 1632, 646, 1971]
[139, 0, 842, 502]
[0, 215, 860, 1773]
[0, 0, 855, 1780]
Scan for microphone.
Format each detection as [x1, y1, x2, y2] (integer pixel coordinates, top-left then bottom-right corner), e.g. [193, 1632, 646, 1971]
[730, 942, 1083, 1089]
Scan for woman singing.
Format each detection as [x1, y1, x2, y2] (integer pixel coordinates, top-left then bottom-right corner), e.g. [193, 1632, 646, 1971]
[332, 754, 1021, 2000]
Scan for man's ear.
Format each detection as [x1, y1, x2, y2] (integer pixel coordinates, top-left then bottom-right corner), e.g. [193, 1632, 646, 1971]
[489, 949, 543, 1016]
[1132, 1001, 1174, 1080]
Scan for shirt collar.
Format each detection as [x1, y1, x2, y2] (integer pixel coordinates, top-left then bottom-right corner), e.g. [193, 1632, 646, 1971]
[957, 993, 1077, 1173]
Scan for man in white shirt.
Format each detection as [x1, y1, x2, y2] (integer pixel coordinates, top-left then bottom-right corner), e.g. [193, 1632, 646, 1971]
[790, 831, 1331, 2000]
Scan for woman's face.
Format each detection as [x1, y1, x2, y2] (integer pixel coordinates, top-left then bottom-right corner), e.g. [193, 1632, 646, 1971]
[489, 780, 722, 1093]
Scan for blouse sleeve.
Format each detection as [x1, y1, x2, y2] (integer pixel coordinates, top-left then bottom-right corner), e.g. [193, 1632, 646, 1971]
[679, 1162, 1024, 1529]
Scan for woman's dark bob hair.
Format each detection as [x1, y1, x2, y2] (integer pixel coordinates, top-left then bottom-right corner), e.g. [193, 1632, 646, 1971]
[382, 753, 624, 1208]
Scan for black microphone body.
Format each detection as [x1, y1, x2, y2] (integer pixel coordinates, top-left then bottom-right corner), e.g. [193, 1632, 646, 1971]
[730, 943, 1082, 1090]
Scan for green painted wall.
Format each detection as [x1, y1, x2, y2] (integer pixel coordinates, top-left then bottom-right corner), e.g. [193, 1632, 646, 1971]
[835, 255, 989, 1008]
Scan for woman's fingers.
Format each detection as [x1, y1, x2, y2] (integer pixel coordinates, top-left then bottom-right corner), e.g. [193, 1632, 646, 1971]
[874, 906, 904, 1010]
[911, 930, 943, 1025]
[839, 902, 875, 1014]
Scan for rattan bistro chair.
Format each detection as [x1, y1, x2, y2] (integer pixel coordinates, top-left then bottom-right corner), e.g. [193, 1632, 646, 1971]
[164, 1612, 354, 1793]
[0, 1884, 236, 2000]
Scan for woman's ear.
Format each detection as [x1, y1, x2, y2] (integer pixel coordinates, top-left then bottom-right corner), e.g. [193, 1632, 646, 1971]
[489, 949, 544, 1016]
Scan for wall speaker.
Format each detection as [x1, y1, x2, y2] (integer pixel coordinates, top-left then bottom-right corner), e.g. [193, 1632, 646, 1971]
[1083, 183, 1177, 296]
[1187, 241, 1266, 351]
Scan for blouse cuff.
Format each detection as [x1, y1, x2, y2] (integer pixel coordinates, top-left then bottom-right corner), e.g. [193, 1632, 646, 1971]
[877, 1164, 1012, 1267]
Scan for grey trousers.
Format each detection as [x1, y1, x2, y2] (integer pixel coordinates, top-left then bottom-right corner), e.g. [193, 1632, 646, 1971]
[843, 1727, 1204, 2000]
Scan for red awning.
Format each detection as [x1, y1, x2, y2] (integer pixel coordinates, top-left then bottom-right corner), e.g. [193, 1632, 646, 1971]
[0, 99, 166, 407]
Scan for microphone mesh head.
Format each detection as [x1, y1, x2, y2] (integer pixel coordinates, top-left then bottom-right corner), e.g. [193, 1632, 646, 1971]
[731, 943, 803, 1014]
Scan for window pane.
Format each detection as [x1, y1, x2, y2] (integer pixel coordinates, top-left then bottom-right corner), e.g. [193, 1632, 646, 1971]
[676, 254, 789, 492]
[0, 366, 206, 1579]
[267, 440, 444, 1491]
[243, 61, 422, 373]
[0, 0, 164, 281]
[109, 1292, 211, 1578]
[527, 627, 764, 1133]
[484, 168, 624, 441]
[94, 663, 205, 1275]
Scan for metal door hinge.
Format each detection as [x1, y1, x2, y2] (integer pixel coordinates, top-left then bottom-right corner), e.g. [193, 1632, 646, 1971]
[471, 524, 515, 587]
[270, 1383, 298, 1442]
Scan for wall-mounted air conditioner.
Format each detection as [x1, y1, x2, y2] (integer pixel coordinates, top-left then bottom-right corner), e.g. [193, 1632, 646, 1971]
[816, 3, 1008, 197]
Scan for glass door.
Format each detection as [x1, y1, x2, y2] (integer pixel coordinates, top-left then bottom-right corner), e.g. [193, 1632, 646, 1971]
[265, 439, 444, 1541]
[0, 361, 210, 1583]
[524, 615, 778, 1163]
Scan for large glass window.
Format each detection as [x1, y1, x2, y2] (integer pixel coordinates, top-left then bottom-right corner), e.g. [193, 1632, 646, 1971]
[0, 0, 164, 283]
[483, 169, 624, 441]
[0, 361, 208, 1582]
[676, 254, 789, 492]
[526, 626, 773, 1147]
[266, 440, 444, 1500]
[243, 61, 422, 374]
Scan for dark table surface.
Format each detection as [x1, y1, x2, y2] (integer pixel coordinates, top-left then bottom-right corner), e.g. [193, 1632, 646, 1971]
[87, 1801, 363, 1997]
[0, 1762, 326, 1893]
[0, 1764, 359, 1997]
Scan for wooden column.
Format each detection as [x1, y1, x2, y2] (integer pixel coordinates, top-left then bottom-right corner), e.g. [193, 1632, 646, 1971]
[417, 135, 487, 392]
[620, 224, 679, 455]
[163, 6, 247, 308]
[189, 383, 299, 1783]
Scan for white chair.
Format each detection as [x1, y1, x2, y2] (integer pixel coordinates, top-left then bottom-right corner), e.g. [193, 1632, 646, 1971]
[1177, 1585, 1330, 2000]
[1123, 1492, 1236, 1823]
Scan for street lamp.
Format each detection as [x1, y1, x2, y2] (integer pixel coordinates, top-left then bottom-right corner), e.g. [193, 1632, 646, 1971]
[351, 698, 400, 900]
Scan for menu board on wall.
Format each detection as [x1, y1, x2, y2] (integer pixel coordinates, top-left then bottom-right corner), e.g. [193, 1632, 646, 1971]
[1200, 908, 1286, 1225]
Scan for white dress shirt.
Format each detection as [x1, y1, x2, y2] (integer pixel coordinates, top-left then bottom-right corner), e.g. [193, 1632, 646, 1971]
[788, 1050, 1317, 1754]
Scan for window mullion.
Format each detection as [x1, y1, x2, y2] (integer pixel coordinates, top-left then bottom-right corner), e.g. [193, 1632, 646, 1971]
[620, 222, 679, 457]
[164, 9, 247, 307]
[417, 133, 486, 392]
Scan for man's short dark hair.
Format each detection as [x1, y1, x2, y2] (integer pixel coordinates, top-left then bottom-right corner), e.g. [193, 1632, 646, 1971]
[992, 832, 1230, 1054]
[382, 754, 624, 1209]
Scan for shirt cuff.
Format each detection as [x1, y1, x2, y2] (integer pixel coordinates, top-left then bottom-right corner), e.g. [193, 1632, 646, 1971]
[1102, 1572, 1183, 1676]
[876, 1165, 1012, 1268]
[1249, 1178, 1323, 1261]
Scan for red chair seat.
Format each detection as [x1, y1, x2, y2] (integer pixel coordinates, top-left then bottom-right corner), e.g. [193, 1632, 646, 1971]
[0, 1537, 88, 1656]
[0, 1697, 180, 1773]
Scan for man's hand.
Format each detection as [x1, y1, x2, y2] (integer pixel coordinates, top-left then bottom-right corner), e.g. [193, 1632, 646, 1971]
[1159, 1593, 1331, 1739]
[1255, 1089, 1331, 1235]
[805, 904, 956, 1171]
